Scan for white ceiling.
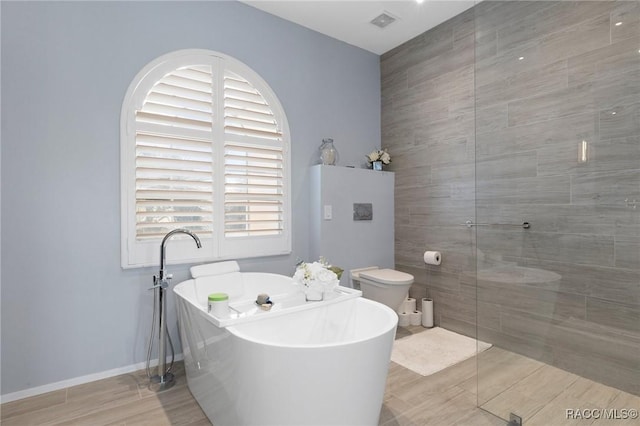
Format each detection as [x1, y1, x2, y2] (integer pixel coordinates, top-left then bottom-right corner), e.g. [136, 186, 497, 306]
[241, 1, 477, 55]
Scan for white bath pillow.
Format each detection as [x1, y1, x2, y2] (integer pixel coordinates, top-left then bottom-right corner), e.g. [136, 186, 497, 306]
[190, 261, 240, 278]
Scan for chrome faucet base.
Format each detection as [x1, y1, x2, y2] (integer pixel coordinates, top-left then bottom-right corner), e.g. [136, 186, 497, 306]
[149, 372, 175, 392]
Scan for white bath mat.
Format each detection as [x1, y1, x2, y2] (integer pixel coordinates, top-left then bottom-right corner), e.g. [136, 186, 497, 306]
[391, 327, 492, 376]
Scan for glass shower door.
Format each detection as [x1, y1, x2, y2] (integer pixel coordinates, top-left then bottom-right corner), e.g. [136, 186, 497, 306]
[474, 0, 640, 423]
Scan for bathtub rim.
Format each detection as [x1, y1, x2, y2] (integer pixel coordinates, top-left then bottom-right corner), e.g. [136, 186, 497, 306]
[173, 274, 363, 329]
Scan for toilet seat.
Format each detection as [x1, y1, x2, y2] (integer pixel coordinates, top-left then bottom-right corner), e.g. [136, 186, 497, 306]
[352, 267, 414, 312]
[359, 269, 414, 286]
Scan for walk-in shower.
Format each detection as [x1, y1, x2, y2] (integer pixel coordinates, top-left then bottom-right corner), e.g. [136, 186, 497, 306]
[383, 0, 639, 423]
[474, 1, 639, 421]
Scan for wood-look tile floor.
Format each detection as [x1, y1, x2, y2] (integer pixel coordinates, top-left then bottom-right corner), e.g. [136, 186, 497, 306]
[2, 326, 639, 425]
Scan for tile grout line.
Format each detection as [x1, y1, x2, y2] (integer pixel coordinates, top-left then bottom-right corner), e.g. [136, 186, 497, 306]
[478, 357, 546, 410]
[524, 372, 581, 423]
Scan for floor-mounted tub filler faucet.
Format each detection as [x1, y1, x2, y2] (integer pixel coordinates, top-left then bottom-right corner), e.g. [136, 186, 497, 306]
[147, 228, 201, 391]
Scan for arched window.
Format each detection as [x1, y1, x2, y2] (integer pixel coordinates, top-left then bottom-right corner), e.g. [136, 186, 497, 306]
[121, 50, 290, 268]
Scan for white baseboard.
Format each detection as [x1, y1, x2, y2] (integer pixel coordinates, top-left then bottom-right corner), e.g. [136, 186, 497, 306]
[0, 354, 184, 404]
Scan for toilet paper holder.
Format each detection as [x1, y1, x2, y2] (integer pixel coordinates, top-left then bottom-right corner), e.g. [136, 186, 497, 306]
[462, 220, 530, 229]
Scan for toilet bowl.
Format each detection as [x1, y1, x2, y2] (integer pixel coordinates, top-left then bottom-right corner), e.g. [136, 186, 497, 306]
[351, 267, 414, 312]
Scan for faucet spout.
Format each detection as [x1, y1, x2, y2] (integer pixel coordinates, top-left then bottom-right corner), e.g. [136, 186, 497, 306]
[159, 228, 202, 280]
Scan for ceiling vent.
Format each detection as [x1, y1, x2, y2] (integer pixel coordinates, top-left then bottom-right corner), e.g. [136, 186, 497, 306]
[370, 12, 397, 29]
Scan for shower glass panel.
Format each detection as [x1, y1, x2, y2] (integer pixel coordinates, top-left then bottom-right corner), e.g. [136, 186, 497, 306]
[474, 0, 640, 423]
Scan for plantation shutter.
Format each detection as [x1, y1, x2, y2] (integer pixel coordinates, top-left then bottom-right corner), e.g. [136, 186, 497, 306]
[223, 70, 284, 238]
[122, 50, 291, 268]
[134, 65, 214, 240]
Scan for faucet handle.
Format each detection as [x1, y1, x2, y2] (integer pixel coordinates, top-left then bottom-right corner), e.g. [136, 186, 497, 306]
[148, 274, 169, 290]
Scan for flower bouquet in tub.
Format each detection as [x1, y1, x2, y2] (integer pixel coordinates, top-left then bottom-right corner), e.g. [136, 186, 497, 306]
[293, 257, 344, 301]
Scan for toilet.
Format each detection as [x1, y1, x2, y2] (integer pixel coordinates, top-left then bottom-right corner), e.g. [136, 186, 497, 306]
[350, 267, 414, 312]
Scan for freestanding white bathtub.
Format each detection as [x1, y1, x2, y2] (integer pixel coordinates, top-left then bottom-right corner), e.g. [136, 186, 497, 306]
[174, 262, 398, 426]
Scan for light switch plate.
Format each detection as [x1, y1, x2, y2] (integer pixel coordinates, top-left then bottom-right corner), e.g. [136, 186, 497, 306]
[324, 205, 332, 220]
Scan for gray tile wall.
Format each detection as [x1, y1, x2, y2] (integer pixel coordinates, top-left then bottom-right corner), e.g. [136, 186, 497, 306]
[382, 0, 639, 395]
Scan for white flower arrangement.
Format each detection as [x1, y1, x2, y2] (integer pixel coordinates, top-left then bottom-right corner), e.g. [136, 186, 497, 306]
[293, 257, 343, 288]
[366, 149, 391, 165]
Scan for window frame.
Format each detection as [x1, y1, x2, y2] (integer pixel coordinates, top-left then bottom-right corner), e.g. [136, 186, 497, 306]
[120, 49, 291, 269]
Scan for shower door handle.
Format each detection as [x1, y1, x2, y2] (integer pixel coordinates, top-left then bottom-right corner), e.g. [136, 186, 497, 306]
[461, 220, 487, 228]
[461, 220, 530, 229]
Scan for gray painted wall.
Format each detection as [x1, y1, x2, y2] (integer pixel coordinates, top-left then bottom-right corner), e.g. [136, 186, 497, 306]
[1, 1, 380, 394]
[383, 0, 639, 395]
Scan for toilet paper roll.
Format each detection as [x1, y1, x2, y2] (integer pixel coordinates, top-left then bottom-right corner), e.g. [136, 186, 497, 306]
[422, 298, 434, 328]
[410, 310, 422, 326]
[398, 311, 411, 327]
[423, 251, 442, 265]
[404, 298, 416, 314]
